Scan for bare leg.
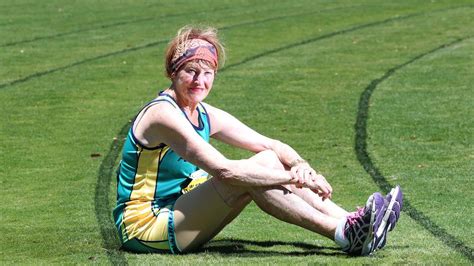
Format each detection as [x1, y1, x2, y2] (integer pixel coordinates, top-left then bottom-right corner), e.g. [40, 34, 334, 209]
[286, 186, 349, 219]
[248, 185, 339, 239]
[173, 180, 250, 252]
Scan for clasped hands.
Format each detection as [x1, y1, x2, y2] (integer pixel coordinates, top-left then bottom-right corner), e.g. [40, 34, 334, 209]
[289, 160, 333, 200]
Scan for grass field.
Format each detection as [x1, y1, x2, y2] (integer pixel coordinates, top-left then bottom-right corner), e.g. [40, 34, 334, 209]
[1, 0, 473, 264]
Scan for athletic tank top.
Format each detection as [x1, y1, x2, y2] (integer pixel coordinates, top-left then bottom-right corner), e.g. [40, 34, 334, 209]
[113, 93, 211, 228]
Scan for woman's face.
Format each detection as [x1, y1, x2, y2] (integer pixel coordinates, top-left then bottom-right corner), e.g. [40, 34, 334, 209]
[172, 61, 215, 106]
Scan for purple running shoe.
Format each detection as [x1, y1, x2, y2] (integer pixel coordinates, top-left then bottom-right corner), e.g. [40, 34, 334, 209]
[343, 192, 386, 256]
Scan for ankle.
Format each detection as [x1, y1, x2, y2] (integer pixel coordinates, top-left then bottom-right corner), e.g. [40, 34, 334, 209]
[334, 217, 349, 249]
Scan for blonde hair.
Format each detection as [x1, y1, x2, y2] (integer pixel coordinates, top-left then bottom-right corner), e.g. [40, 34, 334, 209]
[164, 25, 225, 79]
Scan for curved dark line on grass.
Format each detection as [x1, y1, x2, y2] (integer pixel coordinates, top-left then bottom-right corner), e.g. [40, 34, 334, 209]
[354, 36, 474, 262]
[219, 5, 364, 31]
[94, 122, 131, 265]
[221, 16, 419, 71]
[1, 17, 164, 47]
[0, 6, 232, 47]
[0, 40, 167, 90]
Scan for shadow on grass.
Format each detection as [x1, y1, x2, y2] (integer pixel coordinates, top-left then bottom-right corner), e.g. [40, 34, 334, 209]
[198, 238, 343, 257]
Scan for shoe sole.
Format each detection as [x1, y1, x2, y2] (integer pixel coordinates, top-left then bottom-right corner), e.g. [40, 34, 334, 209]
[375, 186, 403, 250]
[377, 186, 402, 236]
[390, 185, 403, 231]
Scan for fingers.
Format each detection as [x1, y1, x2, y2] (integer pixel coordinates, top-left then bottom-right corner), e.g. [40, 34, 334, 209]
[308, 172, 331, 200]
[314, 175, 332, 200]
[290, 164, 333, 200]
[291, 165, 311, 188]
[290, 166, 303, 188]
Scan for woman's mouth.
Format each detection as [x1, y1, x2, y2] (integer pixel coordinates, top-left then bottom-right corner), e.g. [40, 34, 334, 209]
[190, 87, 204, 93]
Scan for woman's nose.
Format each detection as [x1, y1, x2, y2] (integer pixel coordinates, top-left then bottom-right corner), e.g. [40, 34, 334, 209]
[193, 73, 204, 85]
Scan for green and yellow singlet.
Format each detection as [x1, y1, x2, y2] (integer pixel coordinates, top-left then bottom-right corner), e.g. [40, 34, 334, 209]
[113, 93, 210, 251]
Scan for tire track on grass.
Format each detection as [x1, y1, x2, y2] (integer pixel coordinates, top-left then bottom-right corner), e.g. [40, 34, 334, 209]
[95, 8, 472, 264]
[354, 36, 473, 262]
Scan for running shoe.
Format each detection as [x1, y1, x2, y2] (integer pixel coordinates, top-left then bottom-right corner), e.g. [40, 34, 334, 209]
[343, 192, 385, 256]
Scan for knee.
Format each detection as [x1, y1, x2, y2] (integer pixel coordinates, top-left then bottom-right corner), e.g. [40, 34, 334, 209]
[210, 177, 251, 208]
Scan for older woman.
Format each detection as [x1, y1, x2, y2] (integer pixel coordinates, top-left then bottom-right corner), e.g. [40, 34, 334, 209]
[113, 25, 403, 256]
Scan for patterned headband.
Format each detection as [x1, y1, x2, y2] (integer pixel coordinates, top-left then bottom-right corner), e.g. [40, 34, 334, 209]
[170, 39, 218, 73]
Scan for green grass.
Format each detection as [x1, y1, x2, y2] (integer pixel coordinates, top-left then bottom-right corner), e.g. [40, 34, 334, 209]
[1, 0, 473, 264]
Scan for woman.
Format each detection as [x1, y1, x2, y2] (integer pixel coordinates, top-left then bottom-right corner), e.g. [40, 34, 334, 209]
[113, 25, 403, 256]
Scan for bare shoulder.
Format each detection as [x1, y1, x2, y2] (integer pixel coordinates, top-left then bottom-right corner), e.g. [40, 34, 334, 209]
[133, 100, 179, 131]
[145, 99, 180, 120]
[133, 99, 191, 147]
